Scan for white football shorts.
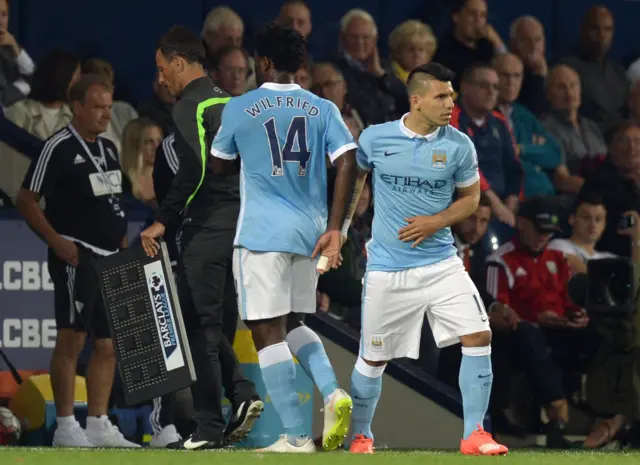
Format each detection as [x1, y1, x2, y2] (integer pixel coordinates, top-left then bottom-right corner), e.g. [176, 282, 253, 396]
[360, 255, 490, 361]
[232, 247, 318, 321]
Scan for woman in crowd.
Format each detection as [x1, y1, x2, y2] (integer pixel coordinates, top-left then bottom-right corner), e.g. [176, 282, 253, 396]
[388, 20, 437, 84]
[120, 117, 163, 207]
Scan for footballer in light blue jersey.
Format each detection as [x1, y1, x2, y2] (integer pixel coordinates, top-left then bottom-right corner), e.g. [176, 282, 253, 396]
[210, 23, 357, 453]
[357, 117, 479, 271]
[348, 63, 507, 456]
[211, 84, 356, 257]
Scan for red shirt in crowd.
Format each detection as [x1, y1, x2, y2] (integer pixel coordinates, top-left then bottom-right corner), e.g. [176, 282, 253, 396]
[485, 239, 580, 322]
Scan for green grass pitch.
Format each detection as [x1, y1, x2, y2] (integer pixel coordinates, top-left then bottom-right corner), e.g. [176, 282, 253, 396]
[2, 449, 640, 465]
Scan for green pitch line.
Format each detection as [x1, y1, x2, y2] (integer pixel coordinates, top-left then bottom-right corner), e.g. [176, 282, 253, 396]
[3, 449, 640, 465]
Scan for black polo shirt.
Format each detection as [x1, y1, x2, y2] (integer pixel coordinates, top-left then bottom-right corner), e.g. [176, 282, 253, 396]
[22, 125, 127, 254]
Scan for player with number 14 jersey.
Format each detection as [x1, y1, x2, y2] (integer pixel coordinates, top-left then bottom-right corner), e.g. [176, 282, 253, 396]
[211, 24, 357, 453]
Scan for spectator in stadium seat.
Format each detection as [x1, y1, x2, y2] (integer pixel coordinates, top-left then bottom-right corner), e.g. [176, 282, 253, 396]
[579, 123, 640, 258]
[0, 0, 35, 106]
[81, 58, 139, 152]
[452, 63, 522, 232]
[493, 53, 583, 197]
[542, 65, 607, 179]
[137, 72, 176, 136]
[508, 16, 548, 117]
[4, 51, 80, 139]
[486, 196, 601, 448]
[548, 192, 615, 274]
[120, 117, 163, 207]
[277, 0, 312, 40]
[433, 0, 506, 91]
[201, 6, 256, 91]
[559, 6, 628, 137]
[331, 9, 408, 124]
[388, 20, 437, 85]
[207, 45, 249, 97]
[311, 62, 365, 139]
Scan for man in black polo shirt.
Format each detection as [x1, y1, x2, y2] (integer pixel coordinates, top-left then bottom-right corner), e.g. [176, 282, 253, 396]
[15, 75, 138, 448]
[140, 26, 261, 450]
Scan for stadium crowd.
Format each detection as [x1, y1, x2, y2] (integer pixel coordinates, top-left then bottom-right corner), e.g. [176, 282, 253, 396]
[2, 0, 640, 451]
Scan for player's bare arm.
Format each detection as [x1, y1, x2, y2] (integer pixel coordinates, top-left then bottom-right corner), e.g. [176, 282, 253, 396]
[312, 149, 357, 273]
[399, 180, 480, 247]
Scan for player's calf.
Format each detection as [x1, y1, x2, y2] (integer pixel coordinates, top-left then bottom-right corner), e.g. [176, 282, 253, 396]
[348, 357, 386, 453]
[247, 318, 310, 448]
[285, 322, 352, 450]
[458, 330, 505, 454]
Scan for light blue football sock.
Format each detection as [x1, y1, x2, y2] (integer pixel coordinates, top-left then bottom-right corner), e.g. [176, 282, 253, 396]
[287, 325, 339, 404]
[258, 342, 307, 445]
[459, 346, 493, 440]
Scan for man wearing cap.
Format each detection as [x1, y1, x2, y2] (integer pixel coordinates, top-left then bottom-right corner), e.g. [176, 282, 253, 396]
[485, 196, 601, 448]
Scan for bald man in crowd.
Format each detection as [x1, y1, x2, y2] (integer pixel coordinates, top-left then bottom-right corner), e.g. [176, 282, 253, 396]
[559, 6, 628, 136]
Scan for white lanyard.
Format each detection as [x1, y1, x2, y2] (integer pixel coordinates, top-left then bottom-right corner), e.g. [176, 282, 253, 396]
[67, 124, 113, 196]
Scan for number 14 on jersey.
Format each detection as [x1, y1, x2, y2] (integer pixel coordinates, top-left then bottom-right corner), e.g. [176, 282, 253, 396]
[263, 116, 311, 176]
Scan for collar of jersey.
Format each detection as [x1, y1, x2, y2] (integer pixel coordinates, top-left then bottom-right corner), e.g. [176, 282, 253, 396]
[260, 83, 301, 91]
[399, 113, 440, 141]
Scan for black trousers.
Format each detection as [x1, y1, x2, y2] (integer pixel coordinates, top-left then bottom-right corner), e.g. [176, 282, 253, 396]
[175, 226, 257, 440]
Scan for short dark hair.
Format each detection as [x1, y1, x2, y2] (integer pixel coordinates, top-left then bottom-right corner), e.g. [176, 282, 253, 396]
[407, 62, 455, 85]
[208, 45, 248, 71]
[30, 51, 80, 104]
[254, 22, 307, 74]
[158, 25, 206, 65]
[572, 190, 606, 214]
[68, 74, 113, 103]
[461, 62, 495, 84]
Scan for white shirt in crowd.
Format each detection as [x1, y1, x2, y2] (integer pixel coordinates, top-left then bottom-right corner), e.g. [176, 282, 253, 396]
[548, 238, 616, 264]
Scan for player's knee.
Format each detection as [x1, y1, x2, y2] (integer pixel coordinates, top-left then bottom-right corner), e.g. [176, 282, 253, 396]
[93, 338, 116, 359]
[459, 330, 492, 348]
[53, 329, 86, 359]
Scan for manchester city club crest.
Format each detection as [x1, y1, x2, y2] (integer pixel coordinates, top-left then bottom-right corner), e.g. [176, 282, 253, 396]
[432, 151, 447, 169]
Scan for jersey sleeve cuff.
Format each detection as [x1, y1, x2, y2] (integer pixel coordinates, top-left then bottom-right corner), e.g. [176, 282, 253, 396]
[455, 172, 480, 188]
[211, 146, 237, 160]
[329, 142, 358, 164]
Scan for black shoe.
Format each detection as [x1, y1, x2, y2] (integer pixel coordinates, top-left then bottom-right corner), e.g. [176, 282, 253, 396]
[546, 421, 580, 449]
[167, 432, 226, 450]
[224, 396, 264, 445]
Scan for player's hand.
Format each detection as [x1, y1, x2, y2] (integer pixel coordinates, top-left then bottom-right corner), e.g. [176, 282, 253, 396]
[140, 221, 166, 258]
[51, 236, 79, 267]
[398, 215, 442, 248]
[312, 230, 343, 274]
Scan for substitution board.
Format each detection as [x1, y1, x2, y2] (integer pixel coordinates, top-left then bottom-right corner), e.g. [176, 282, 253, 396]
[95, 241, 196, 405]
